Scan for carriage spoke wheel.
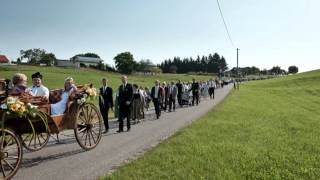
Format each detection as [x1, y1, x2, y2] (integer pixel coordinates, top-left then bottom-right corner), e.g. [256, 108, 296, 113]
[20, 112, 50, 152]
[74, 103, 102, 150]
[0, 129, 22, 180]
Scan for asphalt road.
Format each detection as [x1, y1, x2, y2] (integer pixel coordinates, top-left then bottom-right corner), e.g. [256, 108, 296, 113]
[14, 85, 233, 180]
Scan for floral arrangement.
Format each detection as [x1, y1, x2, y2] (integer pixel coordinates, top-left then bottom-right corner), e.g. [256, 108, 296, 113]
[0, 96, 38, 117]
[85, 84, 97, 97]
[77, 83, 97, 105]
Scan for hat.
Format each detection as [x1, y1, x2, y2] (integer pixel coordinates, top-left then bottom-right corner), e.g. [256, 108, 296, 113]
[31, 72, 43, 79]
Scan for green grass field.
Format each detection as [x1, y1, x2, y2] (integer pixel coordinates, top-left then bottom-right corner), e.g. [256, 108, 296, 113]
[104, 70, 320, 179]
[0, 65, 213, 90]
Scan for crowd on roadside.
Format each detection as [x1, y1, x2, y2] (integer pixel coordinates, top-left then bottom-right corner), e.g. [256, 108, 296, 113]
[4, 72, 233, 134]
[102, 76, 232, 133]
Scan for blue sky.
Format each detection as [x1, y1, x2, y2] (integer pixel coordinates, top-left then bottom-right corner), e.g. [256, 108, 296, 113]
[0, 0, 319, 72]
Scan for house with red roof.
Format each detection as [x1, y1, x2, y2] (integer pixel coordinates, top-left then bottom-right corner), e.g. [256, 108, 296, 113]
[0, 55, 9, 63]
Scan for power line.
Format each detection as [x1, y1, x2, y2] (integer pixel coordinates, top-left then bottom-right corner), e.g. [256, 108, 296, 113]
[216, 0, 235, 48]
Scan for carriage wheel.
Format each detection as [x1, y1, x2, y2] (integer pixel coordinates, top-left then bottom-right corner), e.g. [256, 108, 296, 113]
[20, 112, 50, 152]
[0, 129, 23, 180]
[74, 103, 103, 150]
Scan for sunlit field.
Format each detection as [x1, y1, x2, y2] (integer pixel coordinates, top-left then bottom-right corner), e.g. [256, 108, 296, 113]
[104, 70, 320, 179]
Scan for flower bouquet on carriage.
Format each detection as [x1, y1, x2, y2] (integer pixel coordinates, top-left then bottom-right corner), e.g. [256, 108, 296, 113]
[0, 96, 39, 118]
[76, 83, 97, 105]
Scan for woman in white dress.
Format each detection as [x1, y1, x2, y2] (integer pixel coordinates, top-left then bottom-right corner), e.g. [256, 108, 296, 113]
[51, 77, 77, 115]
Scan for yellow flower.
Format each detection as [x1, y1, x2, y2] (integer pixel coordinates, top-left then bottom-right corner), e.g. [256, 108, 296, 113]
[10, 103, 19, 112]
[19, 106, 26, 113]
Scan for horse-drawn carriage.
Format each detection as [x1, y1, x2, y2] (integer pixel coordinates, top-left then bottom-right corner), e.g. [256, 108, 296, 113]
[0, 79, 103, 179]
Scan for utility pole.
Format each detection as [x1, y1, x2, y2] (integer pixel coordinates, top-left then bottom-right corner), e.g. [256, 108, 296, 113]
[236, 48, 240, 89]
[237, 48, 239, 74]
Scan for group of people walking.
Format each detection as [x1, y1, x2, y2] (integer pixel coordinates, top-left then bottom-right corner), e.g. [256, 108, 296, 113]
[5, 72, 224, 135]
[98, 76, 222, 134]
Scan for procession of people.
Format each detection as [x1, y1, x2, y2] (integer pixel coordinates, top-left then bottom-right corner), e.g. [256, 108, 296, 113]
[6, 72, 231, 134]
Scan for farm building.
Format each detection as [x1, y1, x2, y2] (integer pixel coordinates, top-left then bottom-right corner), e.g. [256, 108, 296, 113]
[0, 55, 9, 64]
[56, 56, 103, 68]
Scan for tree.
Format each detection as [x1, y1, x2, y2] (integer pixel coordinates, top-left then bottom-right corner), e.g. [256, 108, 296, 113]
[20, 48, 46, 64]
[40, 53, 56, 66]
[288, 66, 298, 74]
[114, 52, 136, 74]
[16, 58, 21, 64]
[136, 59, 154, 72]
[169, 65, 178, 73]
[71, 52, 100, 59]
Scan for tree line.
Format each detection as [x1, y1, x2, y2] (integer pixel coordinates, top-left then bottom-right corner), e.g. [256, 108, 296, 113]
[15, 48, 298, 75]
[229, 65, 299, 76]
[159, 53, 227, 74]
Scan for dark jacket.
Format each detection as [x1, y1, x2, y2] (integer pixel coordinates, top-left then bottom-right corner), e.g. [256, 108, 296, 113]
[191, 82, 200, 93]
[118, 83, 133, 107]
[99, 86, 113, 108]
[176, 83, 183, 94]
[151, 86, 163, 100]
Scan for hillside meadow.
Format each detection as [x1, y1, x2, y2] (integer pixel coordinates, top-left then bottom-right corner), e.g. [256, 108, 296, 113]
[0, 65, 213, 90]
[104, 70, 320, 179]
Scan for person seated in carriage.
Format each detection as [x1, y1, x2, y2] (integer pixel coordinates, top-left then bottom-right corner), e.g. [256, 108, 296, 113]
[9, 73, 32, 95]
[29, 72, 49, 100]
[50, 77, 77, 115]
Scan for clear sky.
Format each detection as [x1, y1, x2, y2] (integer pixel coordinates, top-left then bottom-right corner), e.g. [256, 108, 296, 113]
[0, 0, 319, 72]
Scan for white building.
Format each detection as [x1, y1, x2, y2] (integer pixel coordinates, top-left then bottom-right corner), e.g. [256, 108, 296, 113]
[55, 56, 103, 68]
[73, 56, 103, 67]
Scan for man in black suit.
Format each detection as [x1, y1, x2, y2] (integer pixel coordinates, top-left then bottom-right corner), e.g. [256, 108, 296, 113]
[151, 80, 162, 119]
[176, 80, 183, 106]
[191, 78, 200, 106]
[117, 75, 133, 132]
[99, 78, 113, 134]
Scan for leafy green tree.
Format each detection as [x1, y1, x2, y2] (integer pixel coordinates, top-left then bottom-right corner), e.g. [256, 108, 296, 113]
[20, 48, 46, 64]
[40, 53, 56, 66]
[114, 52, 136, 74]
[288, 66, 298, 74]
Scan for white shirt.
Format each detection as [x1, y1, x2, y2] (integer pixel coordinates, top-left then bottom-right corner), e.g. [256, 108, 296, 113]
[30, 85, 49, 98]
[102, 86, 108, 94]
[154, 86, 159, 98]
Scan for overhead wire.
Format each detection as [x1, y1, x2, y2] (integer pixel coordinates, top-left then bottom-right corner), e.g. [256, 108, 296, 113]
[216, 0, 235, 48]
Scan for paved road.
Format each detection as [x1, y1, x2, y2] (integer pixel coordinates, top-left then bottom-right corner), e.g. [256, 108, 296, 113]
[14, 85, 233, 180]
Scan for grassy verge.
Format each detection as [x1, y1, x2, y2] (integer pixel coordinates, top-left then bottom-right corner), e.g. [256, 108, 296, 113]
[104, 70, 320, 179]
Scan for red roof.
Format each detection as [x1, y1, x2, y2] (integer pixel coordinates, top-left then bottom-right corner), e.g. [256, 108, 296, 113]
[0, 55, 9, 63]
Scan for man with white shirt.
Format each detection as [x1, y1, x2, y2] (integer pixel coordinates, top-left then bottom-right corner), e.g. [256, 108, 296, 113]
[151, 80, 163, 119]
[30, 72, 49, 99]
[208, 78, 216, 99]
[117, 75, 133, 133]
[99, 78, 113, 133]
[168, 81, 178, 112]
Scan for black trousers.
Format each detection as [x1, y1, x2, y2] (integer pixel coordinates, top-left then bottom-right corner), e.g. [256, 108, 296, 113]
[177, 92, 182, 106]
[209, 87, 215, 99]
[192, 92, 199, 105]
[99, 105, 109, 130]
[169, 96, 176, 111]
[118, 105, 131, 131]
[153, 98, 161, 117]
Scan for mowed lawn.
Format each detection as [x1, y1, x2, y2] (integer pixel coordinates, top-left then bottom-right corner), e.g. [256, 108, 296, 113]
[0, 65, 213, 90]
[104, 70, 320, 179]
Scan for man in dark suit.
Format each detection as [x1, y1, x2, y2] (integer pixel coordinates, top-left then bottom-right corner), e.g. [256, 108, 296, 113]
[191, 78, 200, 106]
[176, 80, 183, 107]
[168, 81, 178, 112]
[99, 78, 113, 134]
[117, 75, 133, 132]
[151, 80, 162, 119]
